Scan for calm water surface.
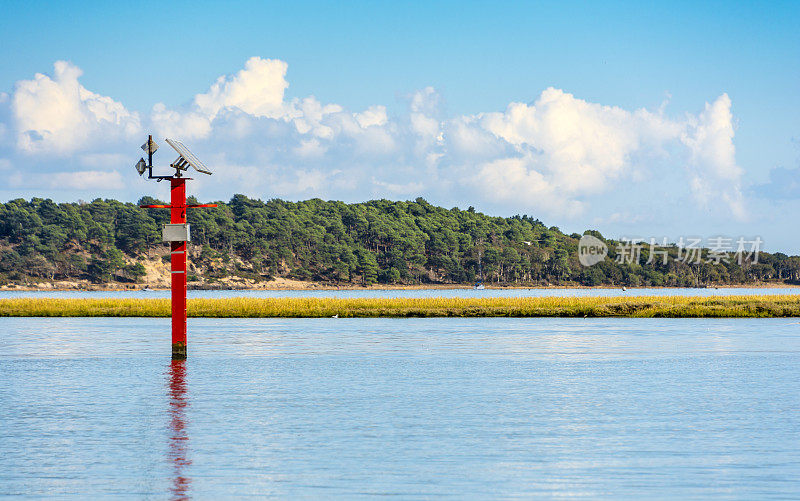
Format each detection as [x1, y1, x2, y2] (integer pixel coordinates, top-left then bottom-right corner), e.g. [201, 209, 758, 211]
[2, 317, 799, 498]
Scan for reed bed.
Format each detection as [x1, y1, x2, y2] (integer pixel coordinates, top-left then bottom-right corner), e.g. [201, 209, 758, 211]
[1, 295, 800, 318]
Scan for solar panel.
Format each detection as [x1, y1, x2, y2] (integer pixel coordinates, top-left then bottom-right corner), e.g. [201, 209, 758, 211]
[165, 138, 213, 175]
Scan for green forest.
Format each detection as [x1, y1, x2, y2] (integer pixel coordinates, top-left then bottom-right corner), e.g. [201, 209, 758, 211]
[1, 195, 798, 287]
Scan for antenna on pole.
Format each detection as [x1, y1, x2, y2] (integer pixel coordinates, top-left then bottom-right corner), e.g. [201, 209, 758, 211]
[137, 135, 171, 181]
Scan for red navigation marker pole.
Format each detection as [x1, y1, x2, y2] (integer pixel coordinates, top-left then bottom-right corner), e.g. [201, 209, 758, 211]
[170, 178, 189, 358]
[135, 135, 216, 359]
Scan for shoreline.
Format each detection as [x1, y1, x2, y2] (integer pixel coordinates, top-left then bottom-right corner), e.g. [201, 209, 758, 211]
[1, 281, 797, 293]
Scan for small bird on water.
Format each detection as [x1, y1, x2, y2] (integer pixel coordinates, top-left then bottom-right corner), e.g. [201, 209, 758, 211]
[332, 314, 338, 318]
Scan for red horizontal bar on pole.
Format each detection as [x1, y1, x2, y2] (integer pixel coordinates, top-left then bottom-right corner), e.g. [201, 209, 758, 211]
[140, 204, 216, 208]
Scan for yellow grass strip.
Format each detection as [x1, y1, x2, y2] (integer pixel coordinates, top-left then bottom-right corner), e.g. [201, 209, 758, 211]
[1, 295, 800, 318]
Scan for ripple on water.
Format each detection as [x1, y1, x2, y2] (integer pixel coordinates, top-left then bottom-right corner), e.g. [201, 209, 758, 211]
[1, 317, 799, 498]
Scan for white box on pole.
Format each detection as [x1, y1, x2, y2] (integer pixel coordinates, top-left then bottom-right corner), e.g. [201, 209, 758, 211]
[163, 223, 190, 242]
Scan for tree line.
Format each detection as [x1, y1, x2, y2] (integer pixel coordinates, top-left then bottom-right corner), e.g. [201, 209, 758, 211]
[1, 195, 798, 287]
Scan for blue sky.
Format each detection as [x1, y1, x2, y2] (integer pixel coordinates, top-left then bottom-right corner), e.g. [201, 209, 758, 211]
[1, 1, 799, 250]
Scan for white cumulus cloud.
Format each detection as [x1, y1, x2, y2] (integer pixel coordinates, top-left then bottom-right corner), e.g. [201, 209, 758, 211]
[11, 61, 140, 155]
[681, 93, 745, 218]
[196, 57, 289, 118]
[151, 57, 290, 140]
[0, 57, 748, 223]
[451, 87, 743, 217]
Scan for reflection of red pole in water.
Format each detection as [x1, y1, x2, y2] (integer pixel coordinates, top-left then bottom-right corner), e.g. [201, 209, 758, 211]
[167, 360, 190, 500]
